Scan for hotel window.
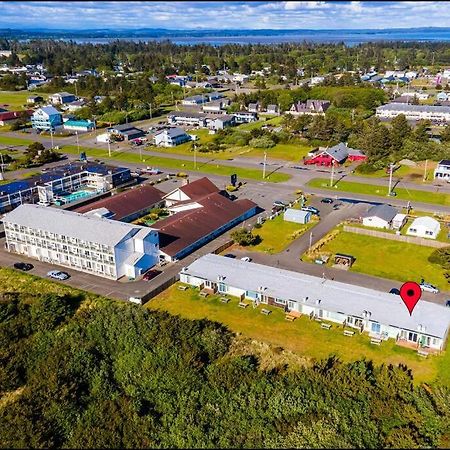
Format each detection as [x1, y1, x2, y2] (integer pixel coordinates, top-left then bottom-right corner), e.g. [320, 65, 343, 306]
[218, 282, 227, 293]
[275, 298, 286, 305]
[371, 322, 381, 333]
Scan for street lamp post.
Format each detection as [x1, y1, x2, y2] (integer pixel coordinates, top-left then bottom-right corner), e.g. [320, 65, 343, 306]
[262, 151, 267, 179]
[308, 232, 313, 255]
[75, 131, 80, 154]
[387, 162, 394, 196]
[107, 139, 111, 157]
[193, 142, 197, 170]
[50, 127, 54, 149]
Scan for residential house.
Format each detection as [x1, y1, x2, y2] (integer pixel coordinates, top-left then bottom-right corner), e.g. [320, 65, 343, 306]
[232, 73, 249, 83]
[407, 217, 441, 240]
[75, 184, 165, 222]
[66, 100, 86, 112]
[50, 92, 76, 105]
[182, 95, 207, 106]
[434, 160, 450, 181]
[3, 204, 160, 280]
[27, 95, 43, 104]
[180, 254, 450, 350]
[232, 111, 258, 123]
[208, 114, 235, 131]
[289, 99, 331, 116]
[31, 106, 63, 131]
[202, 99, 230, 114]
[437, 92, 449, 102]
[304, 142, 366, 167]
[362, 204, 398, 229]
[248, 102, 260, 113]
[153, 127, 191, 147]
[266, 104, 279, 115]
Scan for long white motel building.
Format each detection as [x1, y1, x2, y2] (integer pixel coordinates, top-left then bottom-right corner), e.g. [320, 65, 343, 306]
[180, 254, 450, 351]
[3, 204, 160, 280]
[376, 103, 450, 123]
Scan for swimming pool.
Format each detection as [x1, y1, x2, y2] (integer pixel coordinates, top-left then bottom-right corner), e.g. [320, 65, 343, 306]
[54, 189, 98, 206]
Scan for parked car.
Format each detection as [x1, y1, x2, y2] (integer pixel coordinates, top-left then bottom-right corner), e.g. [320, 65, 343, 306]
[142, 269, 162, 281]
[47, 270, 70, 281]
[224, 253, 236, 258]
[240, 256, 252, 262]
[389, 288, 400, 295]
[273, 200, 287, 208]
[321, 197, 334, 204]
[445, 300, 450, 308]
[13, 262, 34, 271]
[420, 282, 439, 294]
[302, 206, 320, 215]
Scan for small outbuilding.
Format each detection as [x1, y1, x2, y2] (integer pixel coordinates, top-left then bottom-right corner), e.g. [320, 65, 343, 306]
[362, 204, 398, 229]
[284, 208, 311, 224]
[406, 216, 441, 240]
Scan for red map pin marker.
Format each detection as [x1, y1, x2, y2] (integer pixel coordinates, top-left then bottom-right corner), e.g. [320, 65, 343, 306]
[399, 281, 422, 315]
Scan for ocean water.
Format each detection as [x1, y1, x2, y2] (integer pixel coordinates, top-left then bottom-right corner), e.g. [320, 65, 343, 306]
[63, 29, 450, 46]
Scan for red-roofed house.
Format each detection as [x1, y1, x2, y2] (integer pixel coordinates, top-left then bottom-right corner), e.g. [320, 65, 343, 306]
[0, 110, 33, 126]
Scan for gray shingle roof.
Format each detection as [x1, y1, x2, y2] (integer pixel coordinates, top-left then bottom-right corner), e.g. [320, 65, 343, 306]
[3, 204, 153, 247]
[377, 103, 450, 113]
[183, 254, 450, 339]
[38, 106, 60, 116]
[363, 204, 398, 222]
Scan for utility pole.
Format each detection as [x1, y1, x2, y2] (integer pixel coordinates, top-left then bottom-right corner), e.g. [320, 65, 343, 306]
[329, 161, 335, 187]
[0, 152, 4, 181]
[262, 151, 267, 179]
[107, 139, 111, 157]
[423, 159, 428, 182]
[75, 131, 80, 154]
[193, 142, 197, 170]
[388, 162, 394, 196]
[308, 232, 313, 255]
[149, 103, 152, 119]
[50, 127, 54, 150]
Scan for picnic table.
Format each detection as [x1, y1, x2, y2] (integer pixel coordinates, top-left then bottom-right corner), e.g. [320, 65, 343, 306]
[178, 285, 188, 291]
[343, 329, 355, 337]
[238, 302, 249, 308]
[417, 349, 429, 358]
[370, 338, 382, 345]
[261, 308, 272, 315]
[220, 297, 230, 304]
[199, 291, 209, 298]
[321, 323, 332, 330]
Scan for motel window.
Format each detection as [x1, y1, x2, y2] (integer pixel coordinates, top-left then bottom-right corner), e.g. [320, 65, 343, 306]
[425, 231, 433, 236]
[275, 298, 286, 305]
[218, 282, 227, 293]
[371, 322, 381, 333]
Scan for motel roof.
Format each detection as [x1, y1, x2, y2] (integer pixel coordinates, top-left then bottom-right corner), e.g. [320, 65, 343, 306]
[3, 204, 155, 247]
[363, 204, 398, 222]
[183, 254, 450, 339]
[74, 184, 164, 220]
[155, 193, 257, 257]
[377, 103, 450, 114]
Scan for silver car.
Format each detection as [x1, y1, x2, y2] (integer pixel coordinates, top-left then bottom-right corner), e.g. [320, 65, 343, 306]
[47, 270, 70, 281]
[420, 282, 439, 294]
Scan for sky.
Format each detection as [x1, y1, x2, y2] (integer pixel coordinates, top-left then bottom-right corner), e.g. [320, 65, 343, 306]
[0, 1, 449, 31]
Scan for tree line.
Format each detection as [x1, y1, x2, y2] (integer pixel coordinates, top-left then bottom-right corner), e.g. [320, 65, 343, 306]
[1, 288, 450, 448]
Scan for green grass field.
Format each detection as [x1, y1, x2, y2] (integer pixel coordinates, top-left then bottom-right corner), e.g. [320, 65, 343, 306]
[147, 283, 450, 384]
[305, 230, 449, 290]
[307, 178, 450, 206]
[249, 214, 318, 254]
[62, 144, 291, 183]
[0, 90, 48, 109]
[0, 135, 33, 147]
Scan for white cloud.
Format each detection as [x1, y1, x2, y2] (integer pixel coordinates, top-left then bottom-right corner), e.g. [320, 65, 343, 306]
[284, 1, 327, 10]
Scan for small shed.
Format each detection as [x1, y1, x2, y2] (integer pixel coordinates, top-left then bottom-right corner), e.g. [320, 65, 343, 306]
[284, 208, 311, 224]
[334, 253, 355, 267]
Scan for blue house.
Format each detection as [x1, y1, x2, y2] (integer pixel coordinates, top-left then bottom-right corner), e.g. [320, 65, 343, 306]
[31, 106, 63, 131]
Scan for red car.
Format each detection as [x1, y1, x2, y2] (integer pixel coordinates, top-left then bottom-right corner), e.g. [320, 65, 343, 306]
[142, 269, 162, 281]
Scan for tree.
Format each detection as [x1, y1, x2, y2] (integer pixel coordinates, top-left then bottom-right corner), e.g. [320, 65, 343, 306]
[230, 228, 260, 246]
[389, 114, 411, 152]
[440, 125, 450, 143]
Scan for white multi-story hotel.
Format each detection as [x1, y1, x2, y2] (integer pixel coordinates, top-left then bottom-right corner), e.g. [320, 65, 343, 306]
[3, 204, 160, 280]
[376, 103, 450, 123]
[180, 254, 450, 351]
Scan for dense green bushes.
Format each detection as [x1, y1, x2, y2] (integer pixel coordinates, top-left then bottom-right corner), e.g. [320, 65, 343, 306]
[1, 291, 450, 448]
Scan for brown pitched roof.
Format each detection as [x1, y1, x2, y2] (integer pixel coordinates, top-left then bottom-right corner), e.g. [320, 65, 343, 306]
[177, 177, 220, 200]
[74, 184, 164, 220]
[155, 192, 257, 257]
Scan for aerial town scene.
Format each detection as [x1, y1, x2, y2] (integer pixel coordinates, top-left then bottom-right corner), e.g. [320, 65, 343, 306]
[1, 1, 450, 448]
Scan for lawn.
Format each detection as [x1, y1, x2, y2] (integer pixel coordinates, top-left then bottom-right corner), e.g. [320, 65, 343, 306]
[62, 144, 291, 183]
[147, 283, 448, 384]
[307, 178, 450, 206]
[304, 230, 449, 291]
[0, 90, 46, 109]
[0, 135, 33, 147]
[249, 214, 319, 254]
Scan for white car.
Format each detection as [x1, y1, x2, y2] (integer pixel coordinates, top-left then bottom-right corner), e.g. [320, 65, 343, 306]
[47, 270, 70, 281]
[241, 256, 252, 262]
[420, 282, 439, 294]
